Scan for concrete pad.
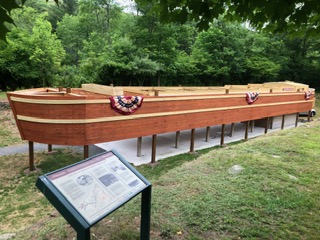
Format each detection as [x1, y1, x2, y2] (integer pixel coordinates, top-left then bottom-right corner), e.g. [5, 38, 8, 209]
[96, 120, 300, 166]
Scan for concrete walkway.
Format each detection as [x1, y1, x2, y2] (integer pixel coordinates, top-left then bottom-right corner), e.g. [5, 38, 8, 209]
[97, 121, 299, 166]
[0, 116, 301, 166]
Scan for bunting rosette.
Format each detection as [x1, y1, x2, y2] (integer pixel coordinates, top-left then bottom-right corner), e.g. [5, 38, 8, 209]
[246, 92, 259, 104]
[305, 91, 312, 100]
[109, 96, 144, 115]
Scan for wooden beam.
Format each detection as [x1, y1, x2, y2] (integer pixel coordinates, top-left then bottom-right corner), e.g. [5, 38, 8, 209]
[137, 137, 142, 157]
[16, 98, 313, 125]
[220, 124, 225, 145]
[244, 121, 249, 140]
[270, 117, 274, 129]
[265, 117, 269, 134]
[28, 141, 35, 171]
[230, 123, 235, 137]
[151, 135, 157, 163]
[190, 129, 195, 152]
[84, 145, 89, 159]
[82, 83, 123, 96]
[250, 121, 254, 132]
[175, 131, 180, 148]
[281, 115, 285, 129]
[295, 113, 299, 127]
[205, 126, 210, 142]
[308, 110, 311, 122]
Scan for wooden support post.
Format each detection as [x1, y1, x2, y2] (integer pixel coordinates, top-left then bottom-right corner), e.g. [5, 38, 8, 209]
[175, 131, 180, 148]
[230, 123, 235, 137]
[84, 145, 89, 159]
[308, 110, 311, 122]
[151, 135, 157, 163]
[220, 124, 225, 145]
[225, 89, 229, 94]
[137, 137, 142, 157]
[295, 113, 299, 127]
[264, 117, 269, 134]
[250, 120, 255, 132]
[205, 126, 210, 142]
[48, 144, 52, 152]
[28, 141, 35, 171]
[154, 90, 159, 96]
[270, 117, 274, 129]
[281, 115, 285, 129]
[244, 121, 249, 140]
[190, 129, 195, 152]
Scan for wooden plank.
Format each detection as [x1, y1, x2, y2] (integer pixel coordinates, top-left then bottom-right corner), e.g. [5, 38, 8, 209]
[16, 100, 314, 124]
[17, 100, 313, 145]
[82, 84, 123, 96]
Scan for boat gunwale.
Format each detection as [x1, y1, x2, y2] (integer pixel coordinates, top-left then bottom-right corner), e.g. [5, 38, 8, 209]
[15, 99, 313, 124]
[8, 92, 311, 105]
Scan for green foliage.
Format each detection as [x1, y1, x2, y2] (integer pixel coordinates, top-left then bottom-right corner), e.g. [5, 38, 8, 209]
[6, 120, 320, 239]
[0, 7, 65, 89]
[135, 0, 320, 37]
[1, 0, 320, 90]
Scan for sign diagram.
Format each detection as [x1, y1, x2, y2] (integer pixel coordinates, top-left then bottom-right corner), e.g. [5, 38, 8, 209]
[46, 152, 148, 224]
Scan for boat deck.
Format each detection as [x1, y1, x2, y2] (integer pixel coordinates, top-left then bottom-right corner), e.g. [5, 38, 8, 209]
[6, 81, 315, 169]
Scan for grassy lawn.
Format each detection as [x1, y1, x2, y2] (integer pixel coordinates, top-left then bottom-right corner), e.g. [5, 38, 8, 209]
[0, 120, 319, 239]
[0, 92, 25, 147]
[0, 91, 319, 239]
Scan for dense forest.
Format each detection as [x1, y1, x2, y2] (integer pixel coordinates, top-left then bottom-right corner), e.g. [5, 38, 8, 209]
[1, 0, 320, 91]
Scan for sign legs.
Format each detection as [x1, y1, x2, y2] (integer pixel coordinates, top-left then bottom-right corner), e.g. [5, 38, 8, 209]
[77, 228, 90, 240]
[140, 186, 152, 240]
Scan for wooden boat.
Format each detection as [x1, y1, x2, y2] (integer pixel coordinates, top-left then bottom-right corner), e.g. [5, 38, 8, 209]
[7, 81, 315, 148]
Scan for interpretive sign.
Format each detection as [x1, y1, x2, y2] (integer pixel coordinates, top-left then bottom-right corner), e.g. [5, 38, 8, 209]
[36, 150, 151, 240]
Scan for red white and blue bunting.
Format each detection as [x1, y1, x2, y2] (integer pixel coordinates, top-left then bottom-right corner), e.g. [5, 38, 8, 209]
[305, 91, 312, 100]
[109, 96, 144, 115]
[246, 92, 259, 104]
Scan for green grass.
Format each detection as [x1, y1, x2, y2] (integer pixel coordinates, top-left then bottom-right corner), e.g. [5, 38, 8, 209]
[0, 91, 25, 147]
[1, 120, 318, 239]
[0, 91, 7, 100]
[0, 91, 319, 239]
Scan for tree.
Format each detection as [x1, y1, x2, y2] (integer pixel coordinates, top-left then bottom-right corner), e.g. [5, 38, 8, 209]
[242, 32, 289, 83]
[0, 7, 65, 89]
[56, 14, 86, 65]
[134, 0, 320, 36]
[2, 0, 320, 41]
[28, 12, 66, 86]
[191, 21, 247, 86]
[280, 37, 320, 88]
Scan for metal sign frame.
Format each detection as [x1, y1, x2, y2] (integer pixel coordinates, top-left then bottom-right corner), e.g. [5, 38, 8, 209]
[36, 149, 151, 240]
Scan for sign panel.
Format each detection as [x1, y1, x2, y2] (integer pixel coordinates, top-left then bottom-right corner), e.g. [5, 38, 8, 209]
[44, 151, 148, 225]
